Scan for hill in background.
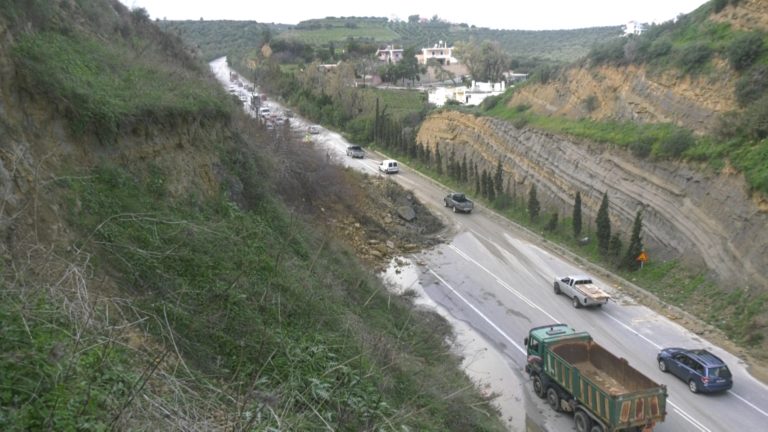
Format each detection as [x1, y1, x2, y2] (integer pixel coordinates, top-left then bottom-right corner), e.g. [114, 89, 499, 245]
[161, 16, 622, 66]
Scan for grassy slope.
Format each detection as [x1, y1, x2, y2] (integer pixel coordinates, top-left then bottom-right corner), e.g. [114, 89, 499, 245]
[0, 1, 504, 430]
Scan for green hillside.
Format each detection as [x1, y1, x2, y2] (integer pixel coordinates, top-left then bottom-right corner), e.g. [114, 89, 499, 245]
[0, 1, 505, 430]
[161, 16, 622, 65]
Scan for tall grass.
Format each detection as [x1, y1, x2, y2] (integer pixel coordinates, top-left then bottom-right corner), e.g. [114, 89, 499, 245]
[12, 32, 232, 143]
[41, 142, 502, 430]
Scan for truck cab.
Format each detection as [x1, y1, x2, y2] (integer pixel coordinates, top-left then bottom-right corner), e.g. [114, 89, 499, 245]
[524, 324, 584, 372]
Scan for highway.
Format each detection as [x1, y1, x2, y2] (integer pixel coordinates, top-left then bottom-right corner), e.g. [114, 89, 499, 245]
[211, 57, 768, 432]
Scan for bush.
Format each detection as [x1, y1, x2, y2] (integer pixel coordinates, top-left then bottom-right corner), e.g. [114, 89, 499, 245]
[735, 64, 768, 106]
[646, 38, 673, 62]
[727, 33, 765, 71]
[630, 135, 654, 158]
[481, 94, 502, 111]
[741, 94, 768, 140]
[588, 37, 628, 66]
[675, 42, 713, 74]
[583, 95, 599, 113]
[532, 64, 556, 84]
[658, 129, 695, 157]
[512, 116, 529, 129]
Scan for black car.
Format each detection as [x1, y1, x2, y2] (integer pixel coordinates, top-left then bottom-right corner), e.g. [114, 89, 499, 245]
[346, 145, 365, 158]
[657, 348, 733, 393]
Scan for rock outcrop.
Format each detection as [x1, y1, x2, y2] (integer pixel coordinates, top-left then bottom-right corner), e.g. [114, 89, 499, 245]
[417, 111, 768, 291]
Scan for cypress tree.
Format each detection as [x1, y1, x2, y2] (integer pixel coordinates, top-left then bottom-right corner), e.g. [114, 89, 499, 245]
[545, 212, 558, 231]
[573, 191, 582, 238]
[487, 171, 496, 201]
[609, 234, 623, 266]
[596, 192, 611, 255]
[528, 184, 540, 221]
[435, 146, 442, 175]
[494, 159, 504, 196]
[623, 210, 645, 270]
[475, 173, 481, 195]
[481, 170, 489, 198]
[461, 155, 468, 183]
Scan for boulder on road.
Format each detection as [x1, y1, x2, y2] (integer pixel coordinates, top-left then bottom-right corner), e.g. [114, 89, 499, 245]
[397, 205, 416, 221]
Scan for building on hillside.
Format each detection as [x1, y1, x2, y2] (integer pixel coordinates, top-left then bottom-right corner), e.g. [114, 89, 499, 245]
[428, 81, 506, 107]
[418, 41, 459, 65]
[376, 45, 404, 63]
[624, 20, 646, 35]
[503, 71, 529, 83]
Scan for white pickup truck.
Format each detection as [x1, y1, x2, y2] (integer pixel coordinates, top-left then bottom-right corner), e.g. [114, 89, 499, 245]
[553, 275, 610, 308]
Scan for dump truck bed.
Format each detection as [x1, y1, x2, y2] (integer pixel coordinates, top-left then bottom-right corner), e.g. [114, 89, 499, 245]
[546, 340, 666, 431]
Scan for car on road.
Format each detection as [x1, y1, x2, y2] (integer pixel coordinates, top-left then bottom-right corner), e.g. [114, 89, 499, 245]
[346, 145, 365, 158]
[553, 275, 610, 308]
[443, 192, 474, 213]
[308, 125, 320, 134]
[657, 348, 733, 393]
[378, 159, 399, 174]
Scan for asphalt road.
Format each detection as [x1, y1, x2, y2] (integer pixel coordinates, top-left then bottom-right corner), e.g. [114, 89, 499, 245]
[211, 58, 768, 432]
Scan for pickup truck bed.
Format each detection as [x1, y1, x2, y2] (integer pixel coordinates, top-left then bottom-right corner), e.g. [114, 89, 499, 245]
[575, 283, 610, 302]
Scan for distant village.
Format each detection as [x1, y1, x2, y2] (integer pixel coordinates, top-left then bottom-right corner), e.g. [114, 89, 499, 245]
[347, 20, 645, 107]
[365, 40, 526, 107]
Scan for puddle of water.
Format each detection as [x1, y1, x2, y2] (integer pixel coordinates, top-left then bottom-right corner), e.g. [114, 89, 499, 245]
[382, 256, 541, 432]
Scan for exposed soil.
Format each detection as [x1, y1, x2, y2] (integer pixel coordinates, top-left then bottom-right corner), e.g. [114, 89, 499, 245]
[321, 175, 446, 271]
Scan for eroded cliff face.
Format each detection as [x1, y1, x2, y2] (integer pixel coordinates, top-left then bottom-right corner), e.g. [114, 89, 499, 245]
[417, 111, 768, 291]
[507, 63, 737, 134]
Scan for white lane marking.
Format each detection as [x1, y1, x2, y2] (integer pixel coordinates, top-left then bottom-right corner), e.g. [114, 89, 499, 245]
[727, 389, 768, 418]
[602, 311, 663, 350]
[448, 244, 559, 322]
[451, 236, 768, 420]
[428, 268, 525, 355]
[441, 243, 768, 429]
[668, 400, 712, 432]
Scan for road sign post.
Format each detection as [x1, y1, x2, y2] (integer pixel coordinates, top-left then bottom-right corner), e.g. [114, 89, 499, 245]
[636, 251, 648, 269]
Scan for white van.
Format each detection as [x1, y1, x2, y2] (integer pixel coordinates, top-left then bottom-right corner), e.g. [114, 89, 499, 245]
[378, 159, 399, 174]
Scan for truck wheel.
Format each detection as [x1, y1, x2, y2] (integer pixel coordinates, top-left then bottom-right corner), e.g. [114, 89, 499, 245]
[546, 387, 561, 412]
[574, 411, 592, 432]
[572, 296, 581, 308]
[532, 375, 546, 398]
[553, 282, 561, 294]
[589, 425, 604, 432]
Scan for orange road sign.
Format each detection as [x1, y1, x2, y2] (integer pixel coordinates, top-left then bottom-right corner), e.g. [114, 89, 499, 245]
[636, 251, 648, 262]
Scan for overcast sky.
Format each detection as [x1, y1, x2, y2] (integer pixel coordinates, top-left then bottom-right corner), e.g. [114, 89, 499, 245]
[118, 0, 708, 31]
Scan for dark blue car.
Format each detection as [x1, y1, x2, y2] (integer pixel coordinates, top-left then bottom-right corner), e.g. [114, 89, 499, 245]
[657, 348, 733, 393]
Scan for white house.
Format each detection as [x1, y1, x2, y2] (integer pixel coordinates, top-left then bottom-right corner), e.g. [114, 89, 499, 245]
[428, 81, 506, 107]
[624, 21, 646, 36]
[376, 45, 404, 63]
[418, 41, 459, 65]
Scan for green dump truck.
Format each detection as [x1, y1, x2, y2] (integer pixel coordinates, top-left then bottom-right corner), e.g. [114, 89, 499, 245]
[524, 324, 667, 432]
